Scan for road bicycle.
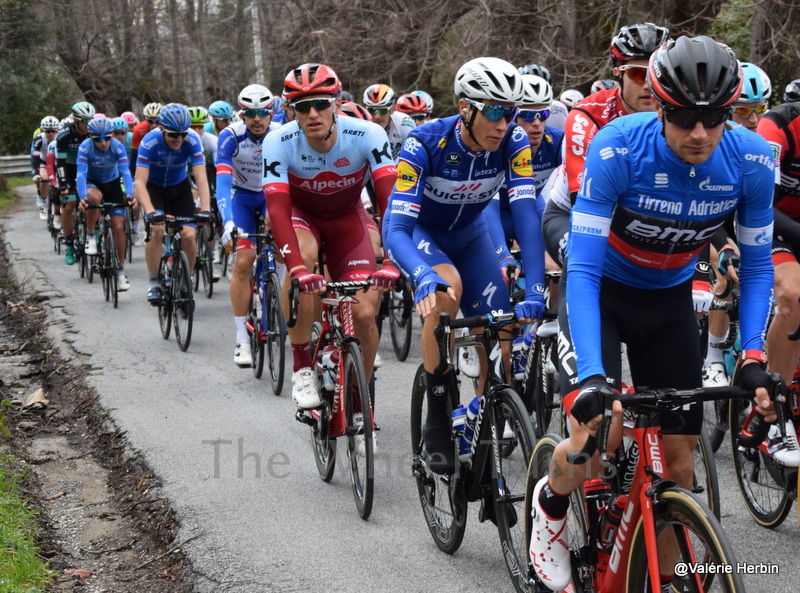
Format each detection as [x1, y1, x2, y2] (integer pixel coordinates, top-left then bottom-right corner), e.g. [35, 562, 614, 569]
[410, 309, 536, 589]
[146, 216, 204, 352]
[293, 277, 376, 520]
[193, 218, 216, 299]
[86, 202, 129, 309]
[74, 206, 93, 283]
[46, 185, 62, 254]
[232, 225, 286, 393]
[122, 203, 136, 263]
[376, 273, 414, 361]
[522, 379, 770, 593]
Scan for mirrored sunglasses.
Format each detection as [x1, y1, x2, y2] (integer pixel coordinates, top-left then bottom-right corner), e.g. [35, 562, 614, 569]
[465, 99, 518, 123]
[292, 98, 336, 113]
[662, 105, 730, 130]
[732, 103, 769, 118]
[410, 114, 428, 121]
[164, 131, 188, 139]
[618, 65, 648, 85]
[91, 135, 112, 142]
[243, 108, 272, 118]
[367, 107, 390, 116]
[518, 109, 550, 122]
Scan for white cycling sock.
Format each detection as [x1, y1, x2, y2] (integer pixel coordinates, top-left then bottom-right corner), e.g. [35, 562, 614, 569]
[704, 332, 726, 365]
[235, 316, 249, 343]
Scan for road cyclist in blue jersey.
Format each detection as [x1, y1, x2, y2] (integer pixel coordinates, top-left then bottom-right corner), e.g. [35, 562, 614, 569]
[133, 103, 213, 306]
[527, 36, 776, 592]
[76, 117, 135, 290]
[383, 57, 547, 475]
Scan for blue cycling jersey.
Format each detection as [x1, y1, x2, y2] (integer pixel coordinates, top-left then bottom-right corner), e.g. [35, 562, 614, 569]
[76, 138, 133, 199]
[136, 129, 205, 187]
[567, 112, 774, 380]
[384, 115, 545, 306]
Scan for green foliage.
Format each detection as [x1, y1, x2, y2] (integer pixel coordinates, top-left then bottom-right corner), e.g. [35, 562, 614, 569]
[707, 0, 756, 61]
[0, 176, 31, 211]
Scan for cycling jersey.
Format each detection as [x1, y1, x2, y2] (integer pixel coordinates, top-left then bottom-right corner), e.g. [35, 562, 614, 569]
[383, 115, 544, 313]
[757, 103, 800, 217]
[568, 112, 774, 380]
[216, 121, 268, 224]
[262, 116, 396, 273]
[130, 120, 151, 150]
[545, 100, 568, 131]
[31, 133, 51, 171]
[56, 122, 89, 192]
[385, 111, 416, 159]
[136, 129, 205, 188]
[76, 137, 133, 200]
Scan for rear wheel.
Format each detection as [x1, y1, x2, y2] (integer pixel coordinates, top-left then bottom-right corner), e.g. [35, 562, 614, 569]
[172, 251, 194, 352]
[388, 279, 413, 361]
[309, 322, 335, 481]
[410, 364, 467, 554]
[124, 207, 134, 263]
[266, 272, 286, 394]
[195, 225, 213, 298]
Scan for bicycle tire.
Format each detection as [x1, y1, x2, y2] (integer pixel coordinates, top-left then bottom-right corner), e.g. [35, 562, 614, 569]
[492, 387, 537, 593]
[704, 398, 728, 453]
[266, 271, 286, 394]
[388, 281, 412, 361]
[202, 228, 214, 298]
[527, 334, 559, 438]
[249, 278, 265, 379]
[124, 207, 134, 263]
[728, 398, 793, 528]
[693, 427, 720, 520]
[108, 226, 120, 309]
[342, 340, 374, 519]
[410, 364, 467, 554]
[172, 250, 194, 352]
[76, 218, 87, 279]
[101, 232, 111, 303]
[626, 488, 745, 593]
[524, 434, 590, 593]
[157, 257, 172, 340]
[86, 251, 94, 283]
[310, 321, 336, 481]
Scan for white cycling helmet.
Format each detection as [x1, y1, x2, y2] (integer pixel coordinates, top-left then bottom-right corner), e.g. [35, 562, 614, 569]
[363, 84, 396, 108]
[454, 57, 524, 103]
[40, 115, 60, 131]
[520, 74, 553, 106]
[237, 84, 275, 110]
[559, 89, 585, 108]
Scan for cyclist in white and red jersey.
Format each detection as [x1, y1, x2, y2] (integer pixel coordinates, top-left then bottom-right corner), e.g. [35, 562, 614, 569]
[263, 63, 399, 409]
[362, 83, 415, 159]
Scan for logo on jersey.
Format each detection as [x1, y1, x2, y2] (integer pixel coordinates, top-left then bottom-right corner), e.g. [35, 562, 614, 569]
[297, 174, 359, 193]
[301, 154, 324, 163]
[438, 138, 447, 148]
[744, 152, 774, 170]
[396, 161, 419, 192]
[264, 160, 280, 177]
[511, 127, 526, 143]
[569, 113, 591, 156]
[654, 173, 669, 188]
[334, 157, 350, 168]
[371, 142, 392, 164]
[599, 147, 615, 160]
[445, 153, 462, 165]
[390, 200, 421, 216]
[403, 137, 423, 155]
[698, 177, 734, 192]
[511, 148, 533, 177]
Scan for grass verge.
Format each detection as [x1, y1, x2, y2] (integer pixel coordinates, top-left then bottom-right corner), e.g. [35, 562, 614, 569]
[0, 176, 32, 210]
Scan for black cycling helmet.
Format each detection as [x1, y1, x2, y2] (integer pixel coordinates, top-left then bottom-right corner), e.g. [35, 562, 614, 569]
[610, 22, 670, 67]
[648, 36, 742, 108]
[784, 79, 800, 103]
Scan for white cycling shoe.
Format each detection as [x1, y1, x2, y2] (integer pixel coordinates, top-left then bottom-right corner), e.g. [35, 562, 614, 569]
[459, 345, 480, 378]
[767, 421, 800, 467]
[117, 273, 130, 292]
[234, 342, 252, 368]
[292, 367, 321, 409]
[529, 477, 571, 592]
[352, 413, 376, 457]
[702, 361, 728, 388]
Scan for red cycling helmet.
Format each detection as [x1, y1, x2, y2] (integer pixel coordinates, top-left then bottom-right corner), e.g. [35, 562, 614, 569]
[283, 63, 342, 102]
[396, 93, 429, 115]
[338, 101, 372, 121]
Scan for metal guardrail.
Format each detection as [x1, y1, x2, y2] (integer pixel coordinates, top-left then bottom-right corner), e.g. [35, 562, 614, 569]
[0, 155, 32, 176]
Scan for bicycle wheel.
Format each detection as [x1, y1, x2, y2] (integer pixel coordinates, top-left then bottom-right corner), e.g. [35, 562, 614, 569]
[249, 278, 265, 379]
[524, 434, 589, 592]
[492, 387, 537, 593]
[526, 334, 560, 438]
[265, 271, 286, 394]
[728, 398, 793, 527]
[157, 257, 172, 340]
[410, 364, 467, 554]
[626, 488, 745, 593]
[388, 280, 413, 361]
[76, 219, 87, 278]
[309, 321, 336, 481]
[124, 207, 134, 263]
[342, 340, 374, 519]
[108, 226, 120, 309]
[703, 399, 728, 453]
[692, 428, 720, 520]
[172, 250, 194, 352]
[201, 228, 214, 298]
[101, 233, 111, 303]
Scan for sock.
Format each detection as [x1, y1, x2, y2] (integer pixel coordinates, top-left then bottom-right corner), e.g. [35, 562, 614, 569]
[148, 271, 158, 287]
[425, 371, 451, 427]
[704, 332, 726, 365]
[234, 316, 248, 343]
[292, 341, 312, 372]
[64, 234, 73, 246]
[538, 479, 570, 519]
[660, 574, 674, 593]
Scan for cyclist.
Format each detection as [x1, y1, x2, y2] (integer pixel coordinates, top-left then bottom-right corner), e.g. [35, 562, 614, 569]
[120, 111, 138, 130]
[362, 83, 415, 159]
[784, 78, 800, 103]
[412, 90, 435, 122]
[528, 37, 776, 591]
[32, 115, 60, 220]
[338, 101, 372, 121]
[383, 57, 545, 474]
[77, 117, 135, 290]
[204, 100, 234, 136]
[395, 93, 431, 126]
[130, 102, 162, 177]
[111, 117, 132, 158]
[730, 62, 771, 131]
[518, 63, 568, 130]
[263, 63, 398, 409]
[559, 89, 584, 111]
[217, 84, 279, 367]
[134, 103, 212, 306]
[56, 101, 96, 266]
[590, 78, 617, 93]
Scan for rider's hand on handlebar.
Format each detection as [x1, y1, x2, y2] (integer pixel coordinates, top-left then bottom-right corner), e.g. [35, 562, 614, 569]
[370, 260, 400, 291]
[291, 269, 326, 294]
[739, 360, 776, 422]
[221, 221, 236, 251]
[413, 270, 455, 319]
[514, 286, 545, 323]
[691, 280, 713, 314]
[146, 209, 165, 225]
[571, 375, 615, 433]
[78, 198, 88, 212]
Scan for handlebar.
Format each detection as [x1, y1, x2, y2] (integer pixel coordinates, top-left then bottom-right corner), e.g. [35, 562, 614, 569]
[433, 310, 519, 375]
[144, 214, 208, 244]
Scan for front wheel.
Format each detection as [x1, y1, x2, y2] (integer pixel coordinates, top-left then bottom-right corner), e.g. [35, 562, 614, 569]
[265, 272, 286, 394]
[343, 340, 374, 520]
[249, 278, 265, 379]
[309, 322, 335, 481]
[388, 280, 413, 361]
[626, 488, 745, 593]
[693, 427, 720, 520]
[157, 257, 172, 340]
[172, 250, 194, 352]
[410, 364, 467, 554]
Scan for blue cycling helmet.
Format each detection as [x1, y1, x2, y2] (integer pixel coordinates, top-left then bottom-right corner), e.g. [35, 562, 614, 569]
[208, 100, 234, 118]
[739, 62, 771, 102]
[111, 117, 128, 131]
[158, 103, 192, 132]
[87, 117, 113, 137]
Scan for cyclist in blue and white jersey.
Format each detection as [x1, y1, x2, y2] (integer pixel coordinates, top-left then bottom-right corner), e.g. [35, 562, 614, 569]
[363, 84, 416, 159]
[134, 103, 212, 305]
[528, 37, 776, 592]
[383, 57, 546, 475]
[518, 64, 568, 130]
[32, 116, 60, 220]
[217, 84, 281, 367]
[77, 117, 134, 290]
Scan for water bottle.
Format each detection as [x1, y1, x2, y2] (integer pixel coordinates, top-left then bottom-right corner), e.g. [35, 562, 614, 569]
[164, 256, 173, 286]
[599, 494, 629, 554]
[321, 346, 338, 391]
[451, 405, 470, 460]
[463, 396, 482, 455]
[512, 331, 531, 381]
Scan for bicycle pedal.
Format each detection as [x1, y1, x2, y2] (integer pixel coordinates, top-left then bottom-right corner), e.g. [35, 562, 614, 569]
[295, 409, 316, 427]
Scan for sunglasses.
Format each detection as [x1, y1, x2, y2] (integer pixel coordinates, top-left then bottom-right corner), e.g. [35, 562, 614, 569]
[465, 99, 519, 123]
[91, 135, 112, 142]
[76, 118, 92, 124]
[164, 131, 188, 139]
[518, 109, 550, 122]
[112, 131, 127, 136]
[732, 103, 769, 118]
[147, 119, 159, 125]
[662, 105, 731, 130]
[293, 98, 336, 113]
[215, 117, 232, 123]
[243, 108, 272, 118]
[410, 114, 428, 121]
[618, 65, 648, 85]
[367, 107, 390, 116]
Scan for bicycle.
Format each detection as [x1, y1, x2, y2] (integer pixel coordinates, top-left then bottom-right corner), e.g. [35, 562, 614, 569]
[292, 277, 376, 520]
[376, 273, 414, 361]
[86, 202, 129, 308]
[410, 309, 536, 589]
[145, 215, 203, 352]
[232, 225, 286, 393]
[46, 185, 62, 254]
[74, 206, 93, 283]
[193, 219, 216, 299]
[123, 203, 135, 263]
[523, 379, 770, 593]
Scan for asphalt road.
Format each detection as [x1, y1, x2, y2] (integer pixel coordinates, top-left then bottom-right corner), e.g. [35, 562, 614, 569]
[6, 185, 799, 593]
